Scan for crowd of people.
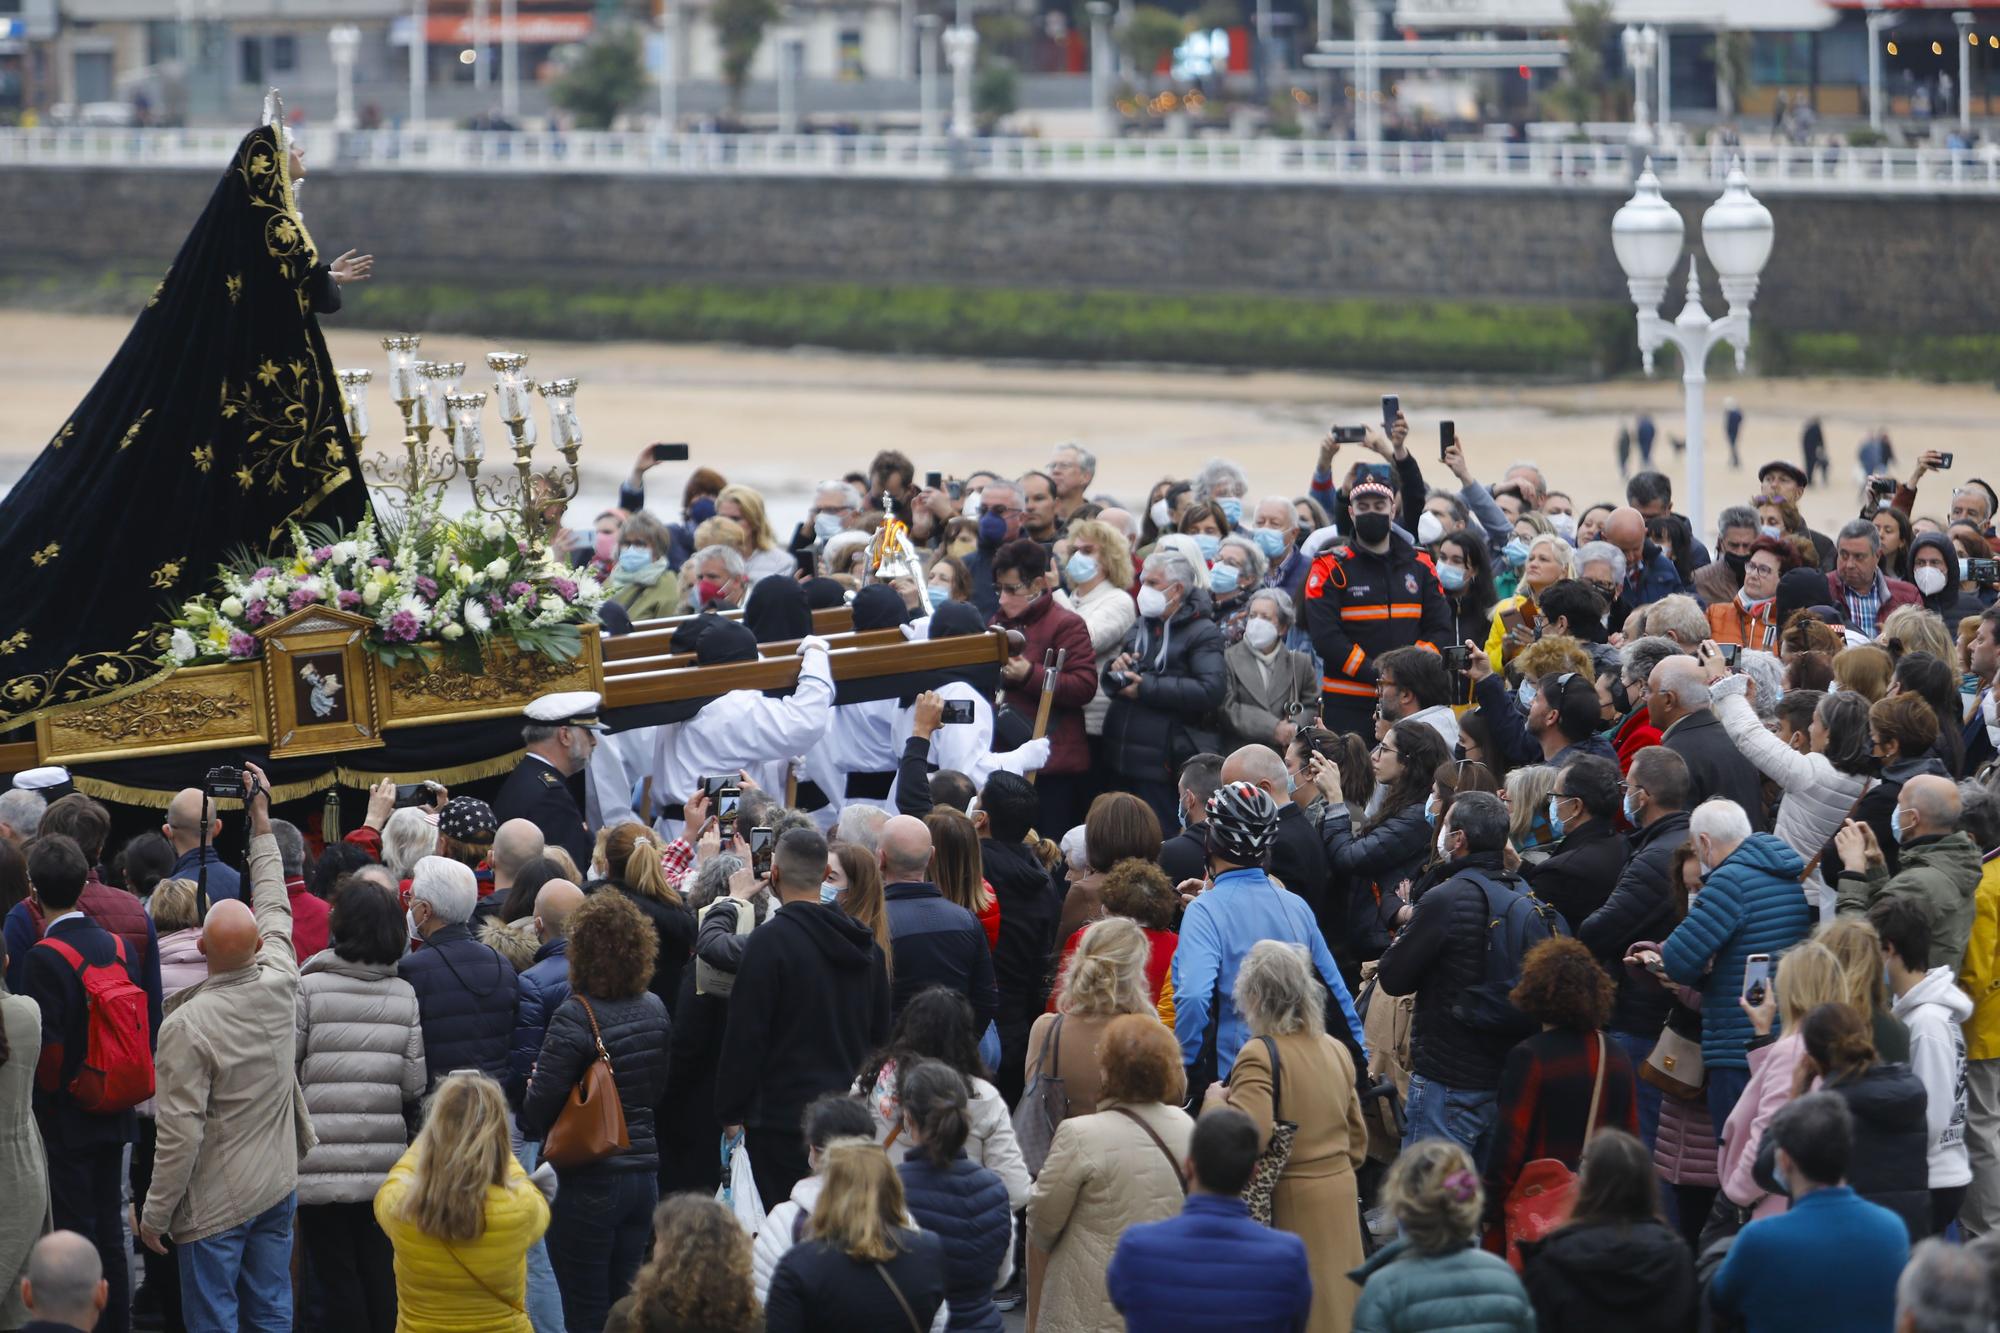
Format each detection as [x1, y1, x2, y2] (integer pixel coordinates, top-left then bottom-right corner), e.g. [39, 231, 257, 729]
[3, 418, 2000, 1333]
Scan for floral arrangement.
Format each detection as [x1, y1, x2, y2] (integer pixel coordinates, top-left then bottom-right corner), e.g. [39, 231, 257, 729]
[159, 507, 604, 669]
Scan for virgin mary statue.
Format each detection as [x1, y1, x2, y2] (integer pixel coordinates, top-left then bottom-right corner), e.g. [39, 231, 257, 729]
[0, 115, 372, 730]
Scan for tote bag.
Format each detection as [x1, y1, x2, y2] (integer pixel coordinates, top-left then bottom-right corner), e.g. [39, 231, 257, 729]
[1502, 1032, 1606, 1273]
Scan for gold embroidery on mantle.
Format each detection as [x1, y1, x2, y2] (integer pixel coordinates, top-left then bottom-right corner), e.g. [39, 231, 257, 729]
[118, 409, 154, 451]
[0, 632, 28, 655]
[151, 557, 186, 589]
[191, 444, 215, 473]
[49, 422, 74, 450]
[30, 543, 59, 567]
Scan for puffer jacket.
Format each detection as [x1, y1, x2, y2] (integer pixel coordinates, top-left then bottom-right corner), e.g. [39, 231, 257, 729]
[1578, 812, 1690, 1038]
[374, 1148, 550, 1333]
[507, 939, 570, 1104]
[520, 990, 670, 1173]
[1827, 1063, 1932, 1242]
[1519, 1219, 1695, 1333]
[1955, 852, 2000, 1061]
[899, 1153, 1011, 1333]
[156, 926, 207, 1001]
[1100, 597, 1227, 788]
[1836, 831, 1983, 975]
[1320, 800, 1432, 963]
[1719, 1032, 1807, 1218]
[1661, 834, 1812, 1070]
[1347, 1239, 1535, 1333]
[1712, 675, 1868, 910]
[398, 923, 519, 1089]
[1375, 851, 1520, 1093]
[1654, 1083, 1718, 1188]
[294, 952, 426, 1206]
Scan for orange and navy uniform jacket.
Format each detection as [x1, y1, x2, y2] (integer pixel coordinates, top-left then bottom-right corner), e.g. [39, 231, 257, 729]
[1303, 532, 1453, 706]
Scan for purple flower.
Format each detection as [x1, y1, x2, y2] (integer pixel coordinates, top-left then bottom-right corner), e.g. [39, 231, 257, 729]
[310, 546, 334, 564]
[509, 581, 532, 598]
[552, 577, 578, 602]
[385, 611, 421, 642]
[245, 603, 269, 626]
[253, 566, 277, 580]
[288, 587, 316, 612]
[338, 589, 362, 610]
[227, 631, 257, 658]
[414, 575, 439, 600]
[370, 557, 393, 570]
[487, 593, 505, 613]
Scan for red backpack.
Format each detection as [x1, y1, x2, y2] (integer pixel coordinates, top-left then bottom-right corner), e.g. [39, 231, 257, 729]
[35, 933, 155, 1113]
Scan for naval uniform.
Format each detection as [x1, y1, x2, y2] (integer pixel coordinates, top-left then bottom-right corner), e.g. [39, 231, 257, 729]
[493, 752, 592, 870]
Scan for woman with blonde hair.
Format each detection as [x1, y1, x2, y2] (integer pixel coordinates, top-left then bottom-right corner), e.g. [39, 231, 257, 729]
[1503, 764, 1562, 864]
[1056, 518, 1137, 741]
[833, 842, 895, 979]
[1833, 643, 1894, 703]
[717, 483, 798, 583]
[1024, 917, 1155, 1129]
[606, 1194, 761, 1333]
[591, 822, 696, 1015]
[1880, 603, 1954, 665]
[1207, 941, 1368, 1333]
[765, 1141, 947, 1333]
[374, 1071, 551, 1333]
[1815, 917, 1912, 1063]
[1715, 940, 1849, 1227]
[1347, 1139, 1533, 1332]
[1028, 1014, 1193, 1333]
[1486, 532, 1577, 669]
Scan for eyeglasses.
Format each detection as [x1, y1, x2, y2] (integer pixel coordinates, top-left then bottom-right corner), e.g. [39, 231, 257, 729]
[995, 582, 1033, 597]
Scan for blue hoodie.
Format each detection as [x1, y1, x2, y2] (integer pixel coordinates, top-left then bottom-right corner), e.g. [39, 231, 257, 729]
[1661, 833, 1812, 1070]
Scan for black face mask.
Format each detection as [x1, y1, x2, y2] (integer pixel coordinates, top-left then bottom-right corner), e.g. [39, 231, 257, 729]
[1353, 512, 1392, 545]
[1723, 551, 1748, 579]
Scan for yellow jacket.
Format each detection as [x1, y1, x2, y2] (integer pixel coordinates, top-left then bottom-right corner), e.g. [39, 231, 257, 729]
[373, 1149, 550, 1333]
[1957, 856, 2000, 1062]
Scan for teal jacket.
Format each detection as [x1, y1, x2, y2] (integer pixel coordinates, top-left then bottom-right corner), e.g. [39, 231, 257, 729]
[1349, 1239, 1536, 1333]
[1662, 833, 1812, 1070]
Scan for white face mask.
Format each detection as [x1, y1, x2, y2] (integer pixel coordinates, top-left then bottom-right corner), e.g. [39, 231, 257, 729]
[1435, 821, 1454, 859]
[1416, 511, 1446, 546]
[1243, 617, 1280, 652]
[962, 490, 983, 519]
[1150, 498, 1174, 531]
[1136, 585, 1169, 620]
[1914, 566, 1949, 596]
[1548, 512, 1577, 542]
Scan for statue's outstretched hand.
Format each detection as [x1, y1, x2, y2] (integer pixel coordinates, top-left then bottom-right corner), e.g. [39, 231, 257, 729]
[330, 250, 374, 285]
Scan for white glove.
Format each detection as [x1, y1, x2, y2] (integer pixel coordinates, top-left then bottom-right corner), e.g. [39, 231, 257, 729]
[797, 635, 832, 657]
[529, 1160, 559, 1203]
[1019, 737, 1053, 772]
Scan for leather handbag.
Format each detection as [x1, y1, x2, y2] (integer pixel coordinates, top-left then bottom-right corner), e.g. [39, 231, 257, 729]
[1502, 1032, 1606, 1273]
[541, 996, 630, 1170]
[1235, 1035, 1298, 1226]
[1640, 1005, 1707, 1101]
[1012, 1015, 1069, 1177]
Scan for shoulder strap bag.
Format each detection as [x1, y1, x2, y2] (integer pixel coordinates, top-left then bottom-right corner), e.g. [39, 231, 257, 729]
[1234, 1034, 1299, 1226]
[873, 1260, 925, 1333]
[1112, 1105, 1187, 1195]
[1502, 1032, 1606, 1274]
[442, 1241, 526, 1317]
[1802, 779, 1873, 885]
[1011, 1014, 1069, 1177]
[540, 996, 631, 1170]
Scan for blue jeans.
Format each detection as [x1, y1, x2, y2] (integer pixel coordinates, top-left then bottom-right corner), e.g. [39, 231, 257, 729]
[1707, 1064, 1752, 1144]
[1403, 1072, 1499, 1161]
[547, 1169, 657, 1333]
[176, 1191, 295, 1333]
[1611, 1029, 1664, 1152]
[511, 1135, 567, 1333]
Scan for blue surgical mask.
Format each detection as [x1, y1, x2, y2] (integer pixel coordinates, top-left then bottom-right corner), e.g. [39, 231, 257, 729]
[1501, 538, 1531, 568]
[1548, 796, 1567, 839]
[1516, 679, 1537, 713]
[1195, 533, 1222, 562]
[616, 546, 651, 574]
[927, 585, 950, 609]
[1218, 497, 1243, 526]
[1891, 806, 1908, 844]
[1759, 524, 1783, 540]
[1065, 552, 1099, 587]
[1423, 792, 1439, 826]
[1209, 562, 1241, 595]
[1623, 789, 1643, 823]
[978, 512, 1008, 545]
[1253, 528, 1287, 559]
[820, 881, 841, 904]
[1438, 563, 1467, 592]
[689, 496, 717, 524]
[813, 511, 845, 541]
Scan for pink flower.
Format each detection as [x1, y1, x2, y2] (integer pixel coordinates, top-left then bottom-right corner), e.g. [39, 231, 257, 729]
[310, 546, 334, 565]
[487, 593, 505, 613]
[288, 587, 316, 612]
[508, 581, 532, 598]
[245, 603, 269, 626]
[552, 577, 578, 602]
[414, 575, 439, 600]
[385, 611, 421, 642]
[253, 566, 277, 580]
[227, 631, 257, 658]
[338, 589, 362, 610]
[370, 557, 392, 570]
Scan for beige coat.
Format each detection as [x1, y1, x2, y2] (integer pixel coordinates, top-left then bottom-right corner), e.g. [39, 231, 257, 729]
[1027, 1099, 1193, 1333]
[0, 989, 50, 1329]
[143, 832, 318, 1244]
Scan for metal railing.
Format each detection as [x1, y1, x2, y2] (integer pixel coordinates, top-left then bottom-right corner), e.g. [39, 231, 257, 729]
[4, 126, 1999, 193]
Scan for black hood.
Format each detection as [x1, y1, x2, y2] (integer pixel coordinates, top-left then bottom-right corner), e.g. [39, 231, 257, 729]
[1522, 1220, 1692, 1315]
[670, 610, 727, 654]
[929, 601, 986, 640]
[695, 619, 760, 666]
[1836, 1063, 1928, 1133]
[743, 573, 812, 643]
[850, 583, 909, 631]
[778, 900, 880, 971]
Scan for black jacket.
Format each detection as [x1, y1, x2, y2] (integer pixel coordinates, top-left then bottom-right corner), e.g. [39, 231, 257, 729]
[884, 881, 999, 1029]
[765, 1231, 947, 1333]
[1159, 825, 1208, 887]
[1578, 812, 1690, 1038]
[1519, 1219, 1696, 1333]
[714, 901, 890, 1134]
[898, 1155, 1011, 1333]
[588, 880, 696, 1019]
[1829, 1063, 1932, 1243]
[1524, 820, 1629, 939]
[1271, 801, 1337, 954]
[1662, 709, 1767, 830]
[1303, 530, 1453, 699]
[1375, 850, 1519, 1092]
[520, 990, 670, 1173]
[1319, 799, 1432, 964]
[1101, 599, 1228, 787]
[492, 754, 593, 871]
[657, 967, 728, 1195]
[981, 836, 1062, 1104]
[398, 923, 519, 1090]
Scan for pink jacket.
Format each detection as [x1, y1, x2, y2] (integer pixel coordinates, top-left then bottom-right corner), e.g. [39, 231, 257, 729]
[156, 926, 208, 1001]
[1654, 1089, 1719, 1187]
[1718, 1030, 1806, 1218]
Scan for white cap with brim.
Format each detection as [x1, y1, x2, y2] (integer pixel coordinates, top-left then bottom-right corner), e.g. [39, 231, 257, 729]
[12, 766, 73, 795]
[524, 691, 604, 732]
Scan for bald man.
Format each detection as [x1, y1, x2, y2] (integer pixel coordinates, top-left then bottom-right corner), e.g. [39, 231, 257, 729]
[1835, 773, 1983, 969]
[20, 1230, 107, 1332]
[141, 760, 309, 1330]
[490, 818, 547, 901]
[877, 814, 997, 1026]
[162, 786, 242, 902]
[508, 879, 586, 1102]
[1606, 505, 1688, 611]
[1222, 745, 1335, 953]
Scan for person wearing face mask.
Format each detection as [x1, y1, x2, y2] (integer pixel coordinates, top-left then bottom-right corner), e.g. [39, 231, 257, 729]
[1101, 550, 1229, 828]
[1209, 535, 1266, 645]
[1054, 520, 1139, 754]
[1220, 590, 1320, 753]
[1909, 531, 1985, 632]
[1251, 496, 1309, 606]
[684, 543, 749, 613]
[1520, 756, 1629, 939]
[1433, 533, 1499, 662]
[1691, 507, 1763, 606]
[1304, 477, 1453, 738]
[1705, 537, 1794, 650]
[1140, 480, 1194, 557]
[989, 539, 1099, 835]
[600, 511, 681, 622]
[1833, 774, 1982, 972]
[962, 481, 1027, 618]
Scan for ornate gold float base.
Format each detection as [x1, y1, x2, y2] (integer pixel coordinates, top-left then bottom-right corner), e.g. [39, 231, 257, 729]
[36, 660, 270, 766]
[373, 626, 602, 729]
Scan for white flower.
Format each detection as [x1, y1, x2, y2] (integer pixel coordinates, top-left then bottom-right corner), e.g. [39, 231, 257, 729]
[218, 596, 244, 619]
[167, 628, 198, 663]
[241, 579, 269, 604]
[441, 622, 466, 641]
[480, 515, 508, 541]
[331, 541, 358, 565]
[269, 577, 293, 597]
[453, 562, 476, 586]
[539, 594, 565, 618]
[465, 601, 492, 634]
[394, 594, 431, 627]
[485, 558, 512, 582]
[180, 600, 212, 626]
[361, 583, 384, 608]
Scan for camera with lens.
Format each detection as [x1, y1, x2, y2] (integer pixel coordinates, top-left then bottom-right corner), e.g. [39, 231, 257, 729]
[1971, 558, 1999, 586]
[1106, 671, 1134, 692]
[204, 766, 247, 800]
[1868, 476, 1897, 498]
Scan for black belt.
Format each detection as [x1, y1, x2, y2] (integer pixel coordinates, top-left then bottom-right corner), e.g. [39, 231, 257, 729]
[846, 771, 895, 800]
[658, 803, 685, 822]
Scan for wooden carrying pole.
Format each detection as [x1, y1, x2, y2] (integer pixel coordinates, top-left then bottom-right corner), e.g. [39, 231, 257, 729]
[602, 627, 908, 678]
[1025, 646, 1065, 786]
[603, 628, 1009, 710]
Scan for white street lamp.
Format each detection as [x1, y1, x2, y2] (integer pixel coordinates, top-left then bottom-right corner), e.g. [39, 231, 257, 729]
[1612, 159, 1774, 536]
[328, 24, 361, 132]
[944, 22, 979, 140]
[1087, 1, 1113, 138]
[1620, 24, 1657, 147]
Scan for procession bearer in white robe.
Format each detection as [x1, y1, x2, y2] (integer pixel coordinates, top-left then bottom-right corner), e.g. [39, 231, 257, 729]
[887, 601, 1051, 808]
[797, 585, 910, 832]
